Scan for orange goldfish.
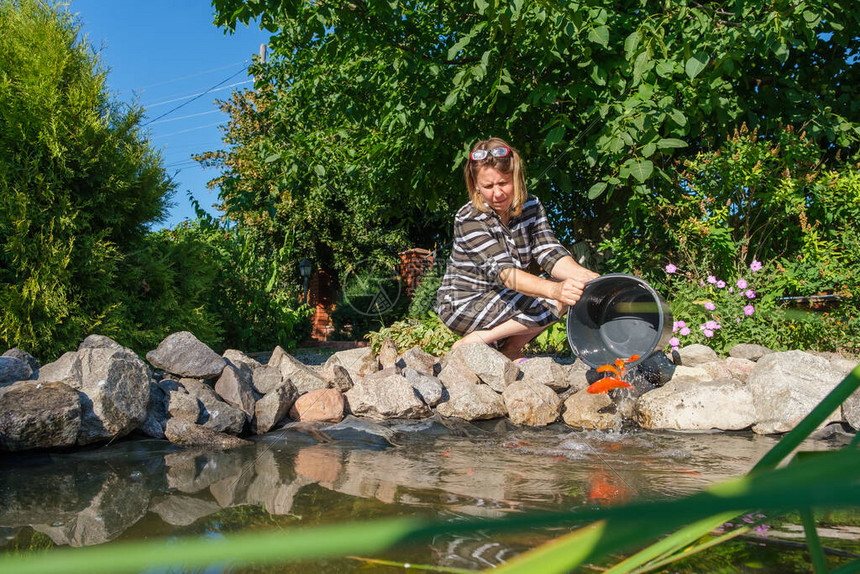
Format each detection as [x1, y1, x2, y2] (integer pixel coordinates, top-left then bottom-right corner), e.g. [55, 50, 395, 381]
[586, 376, 633, 394]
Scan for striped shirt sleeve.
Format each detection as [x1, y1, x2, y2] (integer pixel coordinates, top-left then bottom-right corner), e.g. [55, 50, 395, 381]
[530, 200, 571, 275]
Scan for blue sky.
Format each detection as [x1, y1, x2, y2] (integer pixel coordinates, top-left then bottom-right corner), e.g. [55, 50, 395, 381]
[69, 0, 270, 229]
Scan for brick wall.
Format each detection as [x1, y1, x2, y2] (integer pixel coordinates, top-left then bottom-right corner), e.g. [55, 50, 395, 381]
[399, 248, 435, 297]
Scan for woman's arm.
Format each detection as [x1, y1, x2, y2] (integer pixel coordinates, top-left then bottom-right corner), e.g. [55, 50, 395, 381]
[499, 267, 588, 307]
[548, 255, 599, 283]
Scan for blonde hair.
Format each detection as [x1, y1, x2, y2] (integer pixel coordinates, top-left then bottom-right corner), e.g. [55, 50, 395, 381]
[465, 137, 527, 217]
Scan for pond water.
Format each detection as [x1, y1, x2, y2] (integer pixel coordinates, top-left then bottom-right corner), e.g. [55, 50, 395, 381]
[1, 417, 857, 572]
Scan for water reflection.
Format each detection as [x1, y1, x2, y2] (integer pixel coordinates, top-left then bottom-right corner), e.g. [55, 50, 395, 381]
[0, 417, 849, 569]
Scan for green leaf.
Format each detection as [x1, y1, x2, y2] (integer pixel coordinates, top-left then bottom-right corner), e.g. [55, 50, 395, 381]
[629, 158, 653, 182]
[545, 124, 565, 147]
[670, 109, 687, 126]
[588, 181, 607, 199]
[772, 41, 790, 64]
[588, 25, 609, 49]
[685, 51, 709, 80]
[641, 142, 656, 157]
[264, 152, 281, 163]
[655, 60, 674, 78]
[314, 164, 326, 176]
[624, 30, 640, 57]
[423, 125, 434, 139]
[657, 138, 688, 149]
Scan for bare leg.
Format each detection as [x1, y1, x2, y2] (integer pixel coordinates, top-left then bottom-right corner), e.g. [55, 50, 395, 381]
[451, 318, 551, 361]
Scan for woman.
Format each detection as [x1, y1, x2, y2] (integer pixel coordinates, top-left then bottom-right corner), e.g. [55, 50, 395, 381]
[435, 137, 599, 360]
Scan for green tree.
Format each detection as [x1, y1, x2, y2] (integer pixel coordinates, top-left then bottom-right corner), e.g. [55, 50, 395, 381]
[0, 0, 174, 359]
[209, 0, 858, 267]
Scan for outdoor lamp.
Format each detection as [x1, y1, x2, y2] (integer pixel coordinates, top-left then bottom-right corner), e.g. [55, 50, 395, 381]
[299, 258, 313, 303]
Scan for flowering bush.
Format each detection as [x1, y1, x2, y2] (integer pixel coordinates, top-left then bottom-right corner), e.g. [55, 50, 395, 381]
[663, 259, 860, 355]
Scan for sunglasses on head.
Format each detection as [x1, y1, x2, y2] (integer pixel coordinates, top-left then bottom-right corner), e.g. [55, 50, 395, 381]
[469, 146, 511, 161]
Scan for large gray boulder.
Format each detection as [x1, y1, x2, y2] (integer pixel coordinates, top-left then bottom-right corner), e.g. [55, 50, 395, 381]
[322, 346, 380, 382]
[451, 344, 520, 392]
[562, 389, 618, 430]
[676, 344, 720, 367]
[635, 377, 756, 431]
[39, 344, 152, 446]
[254, 382, 298, 433]
[345, 375, 431, 420]
[214, 365, 257, 418]
[518, 357, 569, 392]
[729, 343, 773, 362]
[222, 349, 261, 381]
[2, 348, 40, 378]
[146, 332, 226, 379]
[179, 378, 245, 435]
[377, 338, 399, 371]
[403, 367, 444, 406]
[748, 350, 846, 434]
[396, 346, 440, 376]
[0, 356, 33, 387]
[435, 379, 506, 421]
[502, 381, 561, 427]
[0, 381, 81, 451]
[268, 346, 327, 394]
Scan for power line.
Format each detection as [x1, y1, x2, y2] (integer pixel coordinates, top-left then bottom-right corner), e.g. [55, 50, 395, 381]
[139, 60, 250, 91]
[151, 121, 224, 138]
[145, 80, 254, 108]
[142, 63, 251, 126]
[148, 109, 221, 126]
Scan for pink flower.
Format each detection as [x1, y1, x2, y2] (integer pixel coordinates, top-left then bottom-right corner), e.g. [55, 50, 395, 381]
[669, 337, 680, 347]
[745, 289, 756, 299]
[673, 320, 687, 333]
[744, 305, 754, 316]
[665, 264, 677, 274]
[704, 302, 716, 310]
[737, 278, 748, 289]
[707, 275, 717, 284]
[703, 329, 714, 338]
[679, 326, 691, 336]
[716, 280, 726, 289]
[729, 287, 734, 293]
[750, 259, 762, 271]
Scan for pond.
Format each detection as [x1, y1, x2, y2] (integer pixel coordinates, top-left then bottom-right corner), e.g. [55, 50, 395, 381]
[1, 417, 857, 572]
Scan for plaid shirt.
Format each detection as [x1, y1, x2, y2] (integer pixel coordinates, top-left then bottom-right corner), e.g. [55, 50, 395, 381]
[435, 195, 571, 335]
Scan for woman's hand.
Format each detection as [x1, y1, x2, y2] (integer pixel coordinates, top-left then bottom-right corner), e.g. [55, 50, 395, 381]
[550, 277, 587, 306]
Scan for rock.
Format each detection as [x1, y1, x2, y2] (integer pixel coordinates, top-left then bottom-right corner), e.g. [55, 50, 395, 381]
[403, 367, 444, 406]
[214, 365, 257, 418]
[78, 334, 126, 351]
[164, 418, 251, 449]
[325, 364, 354, 393]
[830, 357, 859, 379]
[518, 357, 569, 391]
[146, 332, 226, 379]
[452, 344, 519, 392]
[396, 346, 439, 376]
[635, 377, 756, 431]
[845, 388, 860, 431]
[564, 360, 590, 392]
[222, 349, 261, 381]
[250, 365, 283, 395]
[729, 343, 774, 362]
[268, 347, 327, 394]
[289, 388, 345, 423]
[362, 366, 401, 381]
[179, 379, 245, 435]
[324, 415, 403, 447]
[378, 338, 399, 371]
[676, 344, 719, 367]
[438, 350, 481, 387]
[748, 350, 845, 434]
[138, 381, 169, 438]
[321, 347, 379, 381]
[724, 357, 756, 382]
[345, 375, 431, 420]
[435, 379, 506, 421]
[502, 381, 561, 427]
[167, 387, 202, 422]
[0, 381, 81, 451]
[0, 356, 32, 387]
[2, 348, 40, 377]
[634, 352, 676, 386]
[254, 382, 298, 433]
[74, 347, 152, 445]
[670, 365, 713, 383]
[562, 389, 618, 430]
[699, 360, 733, 381]
[38, 352, 83, 388]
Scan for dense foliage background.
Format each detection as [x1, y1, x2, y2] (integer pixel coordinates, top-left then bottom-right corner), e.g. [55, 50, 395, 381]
[1, 0, 858, 360]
